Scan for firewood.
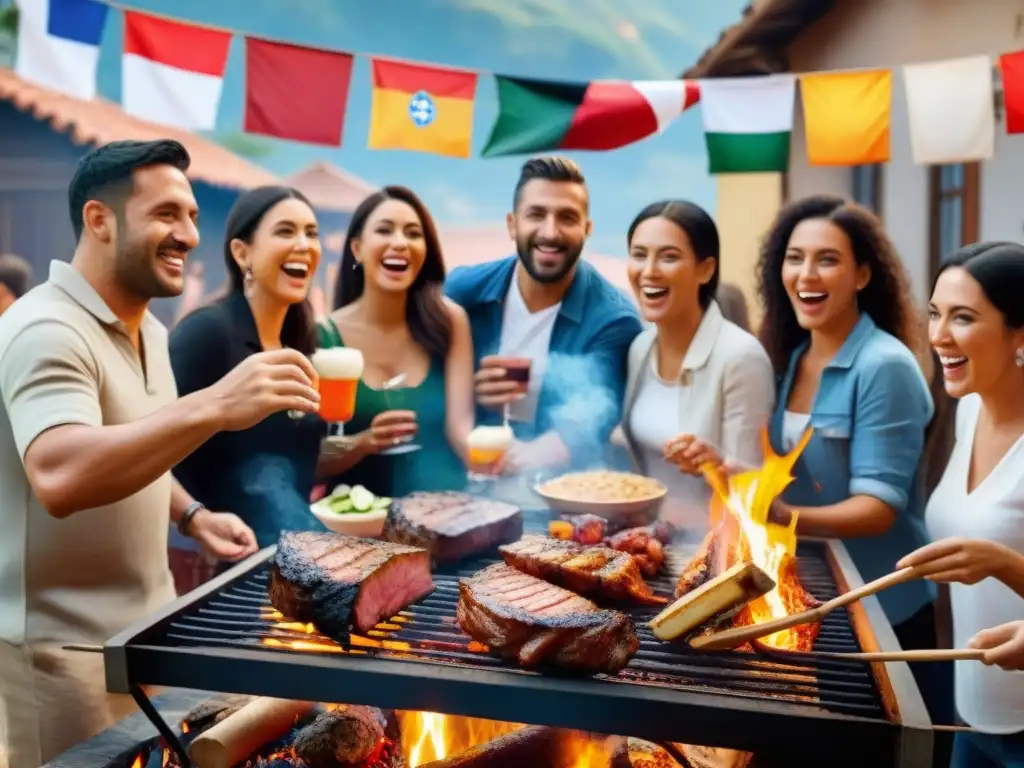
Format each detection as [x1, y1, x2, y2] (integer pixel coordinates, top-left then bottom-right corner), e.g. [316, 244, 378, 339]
[291, 704, 387, 768]
[418, 726, 624, 768]
[183, 695, 256, 727]
[188, 697, 314, 768]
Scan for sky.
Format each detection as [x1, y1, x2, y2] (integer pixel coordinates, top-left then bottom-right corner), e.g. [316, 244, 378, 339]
[80, 0, 750, 257]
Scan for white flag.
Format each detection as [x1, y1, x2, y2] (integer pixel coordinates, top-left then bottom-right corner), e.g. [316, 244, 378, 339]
[903, 55, 995, 165]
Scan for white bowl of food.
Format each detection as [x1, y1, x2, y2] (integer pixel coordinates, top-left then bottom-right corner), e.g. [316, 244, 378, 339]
[534, 470, 666, 528]
[311, 484, 392, 538]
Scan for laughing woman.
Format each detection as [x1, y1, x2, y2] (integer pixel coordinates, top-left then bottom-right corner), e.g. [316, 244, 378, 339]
[318, 186, 475, 498]
[675, 195, 949, 729]
[897, 242, 1024, 765]
[618, 201, 775, 535]
[170, 186, 331, 549]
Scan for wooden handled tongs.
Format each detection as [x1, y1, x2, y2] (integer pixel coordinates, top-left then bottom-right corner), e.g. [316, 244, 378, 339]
[689, 566, 921, 651]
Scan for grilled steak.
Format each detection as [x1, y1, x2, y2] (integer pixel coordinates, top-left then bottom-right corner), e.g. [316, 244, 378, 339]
[269, 531, 434, 639]
[384, 491, 523, 563]
[499, 535, 666, 606]
[456, 563, 638, 674]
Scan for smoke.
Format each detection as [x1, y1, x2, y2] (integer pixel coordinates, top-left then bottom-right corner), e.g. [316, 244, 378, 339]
[542, 351, 621, 470]
[234, 454, 327, 547]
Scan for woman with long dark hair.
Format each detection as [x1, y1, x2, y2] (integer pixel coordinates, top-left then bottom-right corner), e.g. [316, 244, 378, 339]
[896, 242, 1024, 765]
[170, 186, 333, 548]
[680, 195, 950, 732]
[618, 200, 774, 535]
[319, 186, 475, 496]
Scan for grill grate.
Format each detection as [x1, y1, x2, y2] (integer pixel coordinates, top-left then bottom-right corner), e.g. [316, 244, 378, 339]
[156, 541, 885, 720]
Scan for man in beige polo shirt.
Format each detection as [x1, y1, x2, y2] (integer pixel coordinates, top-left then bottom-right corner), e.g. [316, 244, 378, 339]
[0, 140, 322, 766]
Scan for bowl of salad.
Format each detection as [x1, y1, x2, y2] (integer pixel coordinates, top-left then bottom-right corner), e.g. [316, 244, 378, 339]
[310, 483, 391, 538]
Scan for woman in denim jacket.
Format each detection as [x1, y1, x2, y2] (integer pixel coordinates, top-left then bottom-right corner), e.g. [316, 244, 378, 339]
[676, 195, 950, 735]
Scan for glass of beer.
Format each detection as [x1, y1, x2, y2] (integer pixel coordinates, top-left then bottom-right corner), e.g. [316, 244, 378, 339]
[311, 348, 364, 443]
[466, 424, 514, 483]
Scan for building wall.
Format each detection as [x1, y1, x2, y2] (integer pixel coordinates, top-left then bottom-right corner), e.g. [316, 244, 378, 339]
[715, 172, 782, 329]
[786, 0, 1024, 302]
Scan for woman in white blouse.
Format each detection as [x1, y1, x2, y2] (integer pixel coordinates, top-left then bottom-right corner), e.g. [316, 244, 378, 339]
[619, 200, 774, 536]
[896, 241, 1024, 767]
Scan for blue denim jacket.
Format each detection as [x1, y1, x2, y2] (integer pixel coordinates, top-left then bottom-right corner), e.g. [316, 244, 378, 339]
[445, 257, 642, 468]
[771, 313, 936, 626]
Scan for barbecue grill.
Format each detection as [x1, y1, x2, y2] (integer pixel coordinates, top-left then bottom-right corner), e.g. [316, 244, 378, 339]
[103, 522, 933, 768]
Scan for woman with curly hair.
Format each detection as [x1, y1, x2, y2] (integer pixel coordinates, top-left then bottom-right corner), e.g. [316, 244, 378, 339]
[675, 195, 950, 732]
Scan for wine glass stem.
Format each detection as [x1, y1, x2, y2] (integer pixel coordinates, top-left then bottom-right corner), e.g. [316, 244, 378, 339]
[503, 402, 510, 427]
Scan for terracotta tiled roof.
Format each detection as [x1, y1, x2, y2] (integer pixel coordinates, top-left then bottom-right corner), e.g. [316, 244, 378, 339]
[682, 0, 836, 78]
[285, 161, 378, 213]
[325, 223, 635, 301]
[0, 67, 279, 190]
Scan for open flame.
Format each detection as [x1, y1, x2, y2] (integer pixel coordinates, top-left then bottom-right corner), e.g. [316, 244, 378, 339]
[706, 428, 820, 651]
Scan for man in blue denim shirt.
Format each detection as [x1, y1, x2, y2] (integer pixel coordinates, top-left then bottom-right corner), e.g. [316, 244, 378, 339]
[445, 157, 642, 471]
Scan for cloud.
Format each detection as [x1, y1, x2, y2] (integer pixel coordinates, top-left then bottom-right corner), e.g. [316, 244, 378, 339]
[424, 181, 483, 221]
[618, 151, 716, 211]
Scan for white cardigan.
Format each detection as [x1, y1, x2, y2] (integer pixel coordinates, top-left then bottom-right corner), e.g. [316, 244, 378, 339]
[619, 301, 776, 476]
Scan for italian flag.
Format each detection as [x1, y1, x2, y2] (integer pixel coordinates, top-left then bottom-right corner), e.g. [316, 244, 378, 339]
[482, 76, 699, 157]
[700, 75, 796, 173]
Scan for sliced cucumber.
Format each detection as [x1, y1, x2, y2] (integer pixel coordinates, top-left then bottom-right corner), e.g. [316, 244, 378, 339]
[372, 496, 392, 509]
[349, 485, 375, 512]
[329, 498, 355, 514]
[329, 483, 352, 499]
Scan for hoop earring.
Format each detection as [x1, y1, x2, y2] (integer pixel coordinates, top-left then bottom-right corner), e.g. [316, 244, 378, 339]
[1016, 348, 1024, 368]
[243, 267, 254, 297]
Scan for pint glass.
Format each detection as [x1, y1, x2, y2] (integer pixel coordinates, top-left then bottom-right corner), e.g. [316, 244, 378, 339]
[466, 424, 514, 482]
[311, 348, 364, 425]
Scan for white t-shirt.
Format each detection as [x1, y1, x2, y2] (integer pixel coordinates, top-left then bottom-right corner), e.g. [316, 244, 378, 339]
[498, 277, 560, 424]
[925, 393, 1024, 734]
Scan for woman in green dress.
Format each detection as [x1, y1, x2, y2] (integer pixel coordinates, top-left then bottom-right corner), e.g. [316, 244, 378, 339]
[319, 186, 475, 497]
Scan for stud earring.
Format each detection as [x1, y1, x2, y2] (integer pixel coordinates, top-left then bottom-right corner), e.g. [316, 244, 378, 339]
[1016, 348, 1024, 368]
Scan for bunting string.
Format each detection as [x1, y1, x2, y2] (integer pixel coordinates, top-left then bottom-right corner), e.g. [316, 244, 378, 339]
[11, 0, 1022, 171]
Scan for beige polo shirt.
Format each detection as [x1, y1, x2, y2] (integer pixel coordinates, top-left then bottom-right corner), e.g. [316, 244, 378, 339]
[0, 261, 177, 648]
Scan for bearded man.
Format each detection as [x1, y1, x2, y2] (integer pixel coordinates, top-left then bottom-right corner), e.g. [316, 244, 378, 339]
[445, 156, 642, 471]
[0, 140, 321, 765]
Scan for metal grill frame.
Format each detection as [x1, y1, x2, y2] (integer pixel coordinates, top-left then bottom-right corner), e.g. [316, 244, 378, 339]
[105, 536, 933, 767]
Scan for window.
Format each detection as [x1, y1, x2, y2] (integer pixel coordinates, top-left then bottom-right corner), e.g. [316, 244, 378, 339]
[851, 164, 882, 214]
[928, 163, 979, 282]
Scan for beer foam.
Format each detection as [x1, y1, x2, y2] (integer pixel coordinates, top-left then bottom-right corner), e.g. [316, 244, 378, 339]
[311, 347, 364, 379]
[467, 424, 514, 451]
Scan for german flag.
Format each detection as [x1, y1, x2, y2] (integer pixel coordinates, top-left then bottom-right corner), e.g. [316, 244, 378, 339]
[367, 59, 478, 158]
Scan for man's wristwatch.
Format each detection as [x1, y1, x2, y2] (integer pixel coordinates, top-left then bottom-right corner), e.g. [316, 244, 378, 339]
[177, 501, 207, 536]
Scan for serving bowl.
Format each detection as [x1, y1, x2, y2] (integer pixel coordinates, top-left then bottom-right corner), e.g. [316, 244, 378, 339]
[533, 472, 666, 529]
[310, 500, 388, 538]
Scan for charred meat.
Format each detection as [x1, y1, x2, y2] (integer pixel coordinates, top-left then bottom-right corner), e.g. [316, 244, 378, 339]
[384, 491, 523, 563]
[269, 531, 434, 639]
[457, 563, 639, 674]
[499, 535, 666, 606]
[605, 523, 673, 577]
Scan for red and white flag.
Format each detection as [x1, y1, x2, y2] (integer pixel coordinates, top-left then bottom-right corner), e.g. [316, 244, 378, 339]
[122, 12, 231, 131]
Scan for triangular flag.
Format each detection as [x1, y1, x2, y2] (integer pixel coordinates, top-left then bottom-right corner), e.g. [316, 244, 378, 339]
[999, 50, 1024, 134]
[122, 12, 231, 131]
[903, 56, 995, 165]
[482, 77, 699, 157]
[800, 70, 891, 166]
[699, 75, 795, 174]
[244, 39, 354, 146]
[15, 0, 108, 99]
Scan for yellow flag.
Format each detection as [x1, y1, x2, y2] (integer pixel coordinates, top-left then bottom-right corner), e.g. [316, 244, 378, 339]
[800, 70, 891, 166]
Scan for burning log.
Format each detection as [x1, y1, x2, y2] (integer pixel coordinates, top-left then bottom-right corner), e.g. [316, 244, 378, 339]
[417, 726, 624, 768]
[674, 429, 822, 653]
[183, 694, 257, 727]
[188, 697, 315, 768]
[292, 705, 390, 768]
